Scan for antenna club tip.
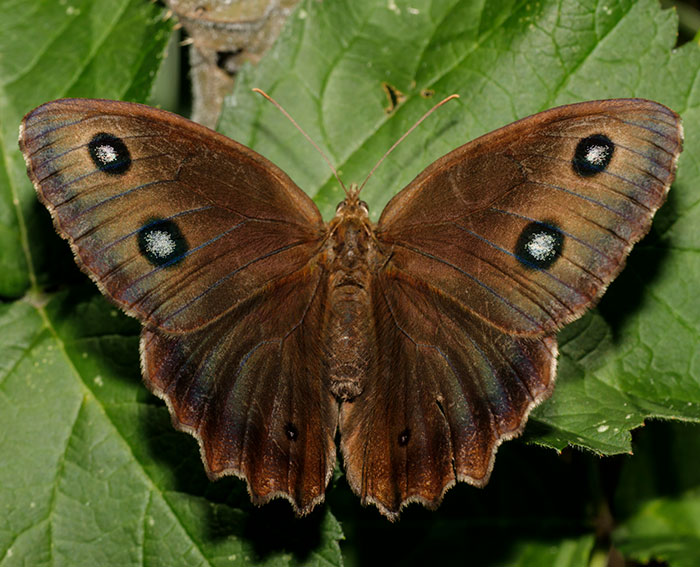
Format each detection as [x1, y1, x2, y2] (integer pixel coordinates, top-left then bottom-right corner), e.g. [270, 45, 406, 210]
[438, 93, 459, 106]
[252, 87, 267, 96]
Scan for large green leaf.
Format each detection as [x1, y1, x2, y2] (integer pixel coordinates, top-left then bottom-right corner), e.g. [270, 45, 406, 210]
[2, 0, 699, 566]
[613, 421, 700, 567]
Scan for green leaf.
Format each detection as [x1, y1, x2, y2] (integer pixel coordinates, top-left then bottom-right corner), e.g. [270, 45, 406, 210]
[613, 421, 700, 567]
[3, 0, 700, 566]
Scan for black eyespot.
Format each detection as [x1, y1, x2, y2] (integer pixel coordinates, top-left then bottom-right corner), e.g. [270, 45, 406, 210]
[515, 222, 564, 270]
[572, 134, 614, 177]
[137, 218, 187, 267]
[88, 133, 131, 175]
[285, 423, 299, 441]
[398, 428, 411, 447]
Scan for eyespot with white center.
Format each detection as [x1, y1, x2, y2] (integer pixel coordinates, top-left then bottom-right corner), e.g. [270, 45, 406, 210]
[137, 218, 187, 267]
[515, 221, 564, 270]
[88, 132, 131, 175]
[572, 134, 614, 177]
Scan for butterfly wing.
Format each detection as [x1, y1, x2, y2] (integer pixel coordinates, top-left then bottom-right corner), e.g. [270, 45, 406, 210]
[340, 275, 557, 518]
[20, 99, 324, 332]
[376, 99, 683, 335]
[340, 99, 682, 516]
[20, 99, 337, 513]
[142, 267, 337, 513]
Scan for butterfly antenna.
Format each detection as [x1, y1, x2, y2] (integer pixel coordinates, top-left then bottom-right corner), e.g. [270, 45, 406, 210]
[252, 88, 348, 194]
[358, 94, 459, 193]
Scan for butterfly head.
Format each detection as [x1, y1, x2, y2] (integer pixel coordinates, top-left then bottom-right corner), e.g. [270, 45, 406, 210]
[335, 183, 370, 221]
[334, 184, 369, 224]
[329, 184, 374, 250]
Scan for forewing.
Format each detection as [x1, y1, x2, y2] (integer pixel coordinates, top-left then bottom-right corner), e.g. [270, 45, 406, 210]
[377, 99, 682, 335]
[20, 98, 324, 332]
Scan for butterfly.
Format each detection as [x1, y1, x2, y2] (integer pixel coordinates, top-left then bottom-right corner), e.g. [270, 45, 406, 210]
[19, 97, 682, 519]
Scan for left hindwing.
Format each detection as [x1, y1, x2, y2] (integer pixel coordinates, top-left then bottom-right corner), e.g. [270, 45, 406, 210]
[142, 264, 338, 515]
[376, 99, 683, 336]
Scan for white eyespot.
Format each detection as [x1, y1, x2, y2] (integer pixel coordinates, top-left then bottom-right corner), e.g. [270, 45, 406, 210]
[584, 144, 609, 166]
[94, 144, 118, 164]
[143, 230, 176, 259]
[525, 232, 558, 262]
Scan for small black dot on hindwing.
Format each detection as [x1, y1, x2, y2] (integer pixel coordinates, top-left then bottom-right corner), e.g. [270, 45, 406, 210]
[572, 133, 614, 177]
[285, 423, 299, 441]
[137, 218, 187, 267]
[88, 132, 131, 175]
[398, 428, 411, 447]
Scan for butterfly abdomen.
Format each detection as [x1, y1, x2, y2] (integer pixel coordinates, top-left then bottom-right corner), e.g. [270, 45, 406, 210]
[324, 289, 372, 400]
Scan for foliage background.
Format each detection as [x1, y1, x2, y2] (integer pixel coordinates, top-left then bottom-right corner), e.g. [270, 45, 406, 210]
[1, 0, 699, 565]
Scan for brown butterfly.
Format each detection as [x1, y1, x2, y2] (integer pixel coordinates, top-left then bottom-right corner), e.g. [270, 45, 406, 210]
[19, 97, 682, 519]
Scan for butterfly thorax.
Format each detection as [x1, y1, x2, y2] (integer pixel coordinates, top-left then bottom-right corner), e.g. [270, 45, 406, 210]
[322, 191, 384, 400]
